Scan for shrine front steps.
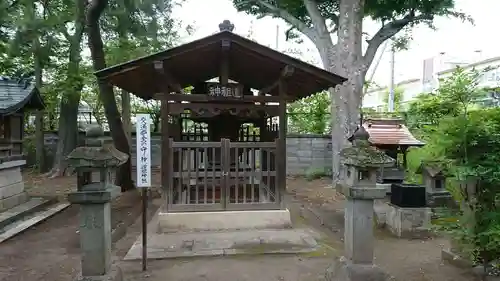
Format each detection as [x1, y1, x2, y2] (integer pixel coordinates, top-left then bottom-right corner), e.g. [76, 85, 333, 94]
[0, 198, 70, 243]
[124, 227, 320, 260]
[157, 209, 292, 233]
[124, 209, 321, 260]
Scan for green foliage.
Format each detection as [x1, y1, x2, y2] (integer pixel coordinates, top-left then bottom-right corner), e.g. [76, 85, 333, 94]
[406, 92, 461, 131]
[406, 67, 487, 135]
[288, 91, 330, 134]
[0, 0, 185, 132]
[233, 0, 468, 44]
[406, 67, 500, 267]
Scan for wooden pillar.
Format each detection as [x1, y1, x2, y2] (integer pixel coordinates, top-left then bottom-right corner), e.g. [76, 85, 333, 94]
[219, 53, 229, 85]
[278, 80, 287, 209]
[401, 146, 408, 169]
[161, 97, 170, 209]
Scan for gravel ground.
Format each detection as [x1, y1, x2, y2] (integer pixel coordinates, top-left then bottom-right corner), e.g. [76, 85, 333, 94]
[116, 177, 476, 281]
[0, 174, 477, 281]
[0, 173, 153, 281]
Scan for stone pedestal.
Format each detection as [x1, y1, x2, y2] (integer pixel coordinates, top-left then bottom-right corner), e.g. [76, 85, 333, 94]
[426, 190, 454, 207]
[325, 257, 393, 281]
[344, 188, 386, 264]
[0, 160, 27, 211]
[69, 187, 120, 277]
[385, 203, 432, 238]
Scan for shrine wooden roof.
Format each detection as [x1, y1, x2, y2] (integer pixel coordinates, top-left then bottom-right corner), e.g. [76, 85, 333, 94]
[0, 77, 45, 115]
[362, 118, 424, 147]
[95, 26, 346, 100]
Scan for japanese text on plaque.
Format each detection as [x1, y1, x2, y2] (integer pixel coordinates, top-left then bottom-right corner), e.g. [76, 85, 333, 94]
[135, 114, 151, 187]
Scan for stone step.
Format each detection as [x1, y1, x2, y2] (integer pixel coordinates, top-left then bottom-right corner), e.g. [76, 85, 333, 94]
[0, 197, 54, 229]
[0, 202, 70, 244]
[124, 228, 321, 260]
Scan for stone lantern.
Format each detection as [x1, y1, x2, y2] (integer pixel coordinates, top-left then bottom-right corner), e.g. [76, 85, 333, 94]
[67, 125, 128, 281]
[326, 126, 395, 281]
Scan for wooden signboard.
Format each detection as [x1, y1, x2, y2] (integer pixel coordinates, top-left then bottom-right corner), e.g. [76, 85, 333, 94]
[206, 82, 242, 99]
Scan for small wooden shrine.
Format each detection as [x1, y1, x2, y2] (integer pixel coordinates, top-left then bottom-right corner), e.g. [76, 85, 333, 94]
[351, 118, 424, 184]
[0, 76, 44, 213]
[95, 20, 346, 212]
[0, 77, 45, 160]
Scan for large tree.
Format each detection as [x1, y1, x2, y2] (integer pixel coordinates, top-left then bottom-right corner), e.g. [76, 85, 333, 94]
[234, 0, 469, 185]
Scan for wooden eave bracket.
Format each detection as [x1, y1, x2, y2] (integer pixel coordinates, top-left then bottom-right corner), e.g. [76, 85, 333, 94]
[153, 60, 184, 94]
[258, 65, 295, 96]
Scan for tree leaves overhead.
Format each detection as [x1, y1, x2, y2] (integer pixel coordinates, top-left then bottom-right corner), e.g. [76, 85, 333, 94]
[233, 0, 470, 41]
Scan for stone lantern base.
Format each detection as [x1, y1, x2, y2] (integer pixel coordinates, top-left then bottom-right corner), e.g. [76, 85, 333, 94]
[75, 264, 122, 281]
[325, 257, 393, 281]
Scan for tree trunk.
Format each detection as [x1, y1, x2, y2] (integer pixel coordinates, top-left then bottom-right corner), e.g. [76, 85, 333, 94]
[86, 0, 134, 191]
[121, 89, 131, 145]
[33, 38, 46, 173]
[50, 95, 80, 177]
[49, 0, 86, 177]
[317, 0, 365, 187]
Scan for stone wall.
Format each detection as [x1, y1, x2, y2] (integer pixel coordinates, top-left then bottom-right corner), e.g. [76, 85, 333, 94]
[286, 134, 332, 176]
[30, 131, 332, 175]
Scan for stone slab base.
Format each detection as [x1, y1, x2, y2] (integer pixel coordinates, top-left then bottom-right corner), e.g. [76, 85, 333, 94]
[124, 228, 319, 260]
[325, 257, 393, 281]
[376, 183, 392, 195]
[441, 248, 473, 268]
[0, 160, 27, 212]
[0, 202, 70, 243]
[426, 191, 454, 208]
[0, 192, 28, 212]
[76, 265, 122, 281]
[158, 209, 292, 233]
[0, 197, 52, 229]
[384, 203, 432, 238]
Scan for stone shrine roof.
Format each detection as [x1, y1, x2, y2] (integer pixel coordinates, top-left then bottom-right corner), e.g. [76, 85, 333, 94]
[0, 77, 45, 115]
[417, 162, 444, 177]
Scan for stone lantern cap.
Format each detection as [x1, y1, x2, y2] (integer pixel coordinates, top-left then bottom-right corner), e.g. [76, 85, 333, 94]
[66, 124, 129, 169]
[340, 126, 395, 168]
[67, 144, 129, 169]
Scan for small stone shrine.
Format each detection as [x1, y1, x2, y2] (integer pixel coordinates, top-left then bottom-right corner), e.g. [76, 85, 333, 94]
[418, 162, 453, 207]
[326, 126, 394, 281]
[67, 125, 128, 281]
[0, 77, 44, 214]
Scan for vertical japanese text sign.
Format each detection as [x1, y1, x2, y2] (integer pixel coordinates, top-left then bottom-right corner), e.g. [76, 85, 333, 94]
[136, 114, 151, 188]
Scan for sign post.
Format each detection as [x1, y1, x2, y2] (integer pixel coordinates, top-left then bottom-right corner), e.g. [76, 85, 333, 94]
[136, 114, 151, 272]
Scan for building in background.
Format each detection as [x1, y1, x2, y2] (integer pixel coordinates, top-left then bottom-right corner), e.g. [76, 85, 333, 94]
[363, 54, 500, 111]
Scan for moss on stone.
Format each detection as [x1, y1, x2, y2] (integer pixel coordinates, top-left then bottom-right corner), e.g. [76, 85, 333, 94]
[340, 140, 395, 168]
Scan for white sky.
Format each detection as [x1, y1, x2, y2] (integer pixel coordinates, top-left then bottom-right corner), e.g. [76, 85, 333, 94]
[172, 0, 499, 87]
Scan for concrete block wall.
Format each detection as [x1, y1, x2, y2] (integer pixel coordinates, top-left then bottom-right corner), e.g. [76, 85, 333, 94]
[32, 132, 332, 176]
[286, 134, 332, 175]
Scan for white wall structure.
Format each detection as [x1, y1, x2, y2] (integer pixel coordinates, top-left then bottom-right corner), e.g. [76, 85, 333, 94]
[363, 55, 500, 110]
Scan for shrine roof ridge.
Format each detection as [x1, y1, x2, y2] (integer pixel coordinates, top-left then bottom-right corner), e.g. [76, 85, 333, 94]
[0, 76, 45, 115]
[94, 29, 347, 100]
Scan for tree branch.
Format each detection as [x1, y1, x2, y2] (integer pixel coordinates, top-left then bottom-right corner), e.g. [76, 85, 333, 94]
[302, 0, 329, 37]
[240, 0, 316, 40]
[363, 12, 432, 68]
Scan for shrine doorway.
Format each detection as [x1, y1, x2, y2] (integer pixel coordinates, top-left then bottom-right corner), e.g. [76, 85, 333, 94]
[166, 139, 278, 212]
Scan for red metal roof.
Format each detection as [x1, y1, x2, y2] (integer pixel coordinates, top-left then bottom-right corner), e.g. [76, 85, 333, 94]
[363, 118, 424, 147]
